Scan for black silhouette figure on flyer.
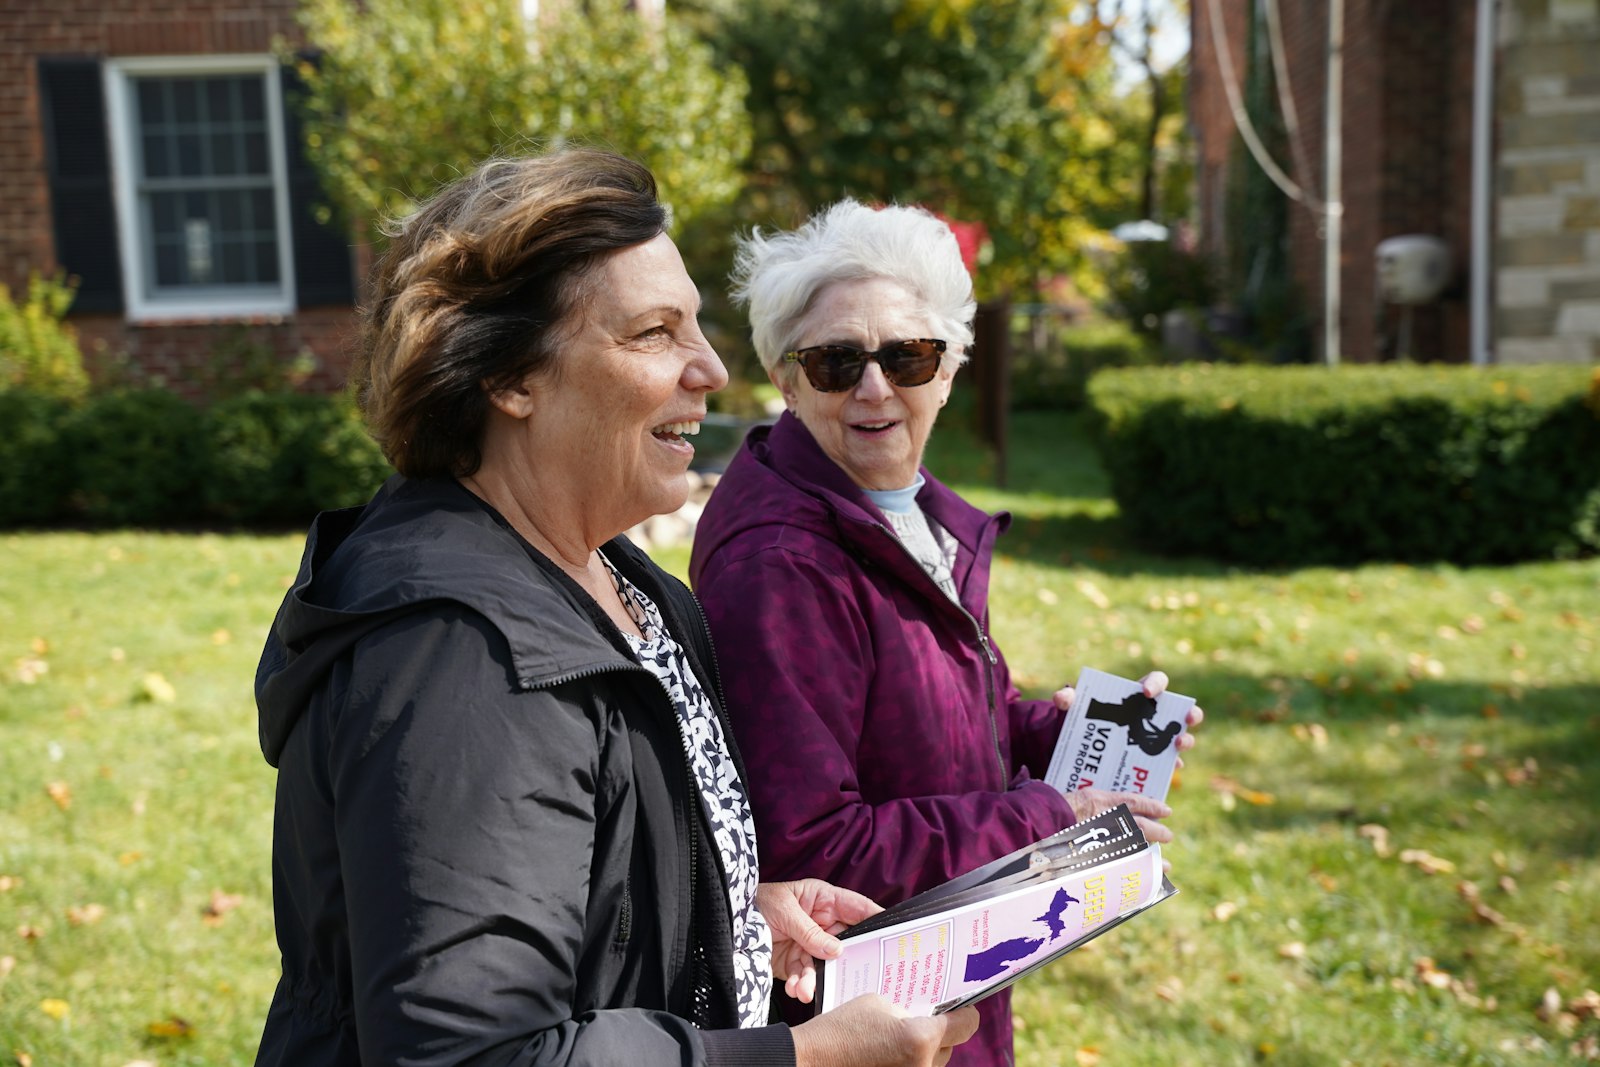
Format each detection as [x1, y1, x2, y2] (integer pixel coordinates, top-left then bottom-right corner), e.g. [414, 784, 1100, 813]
[1084, 692, 1182, 756]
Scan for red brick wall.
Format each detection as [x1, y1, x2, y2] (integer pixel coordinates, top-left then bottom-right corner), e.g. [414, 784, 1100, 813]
[1187, 0, 1249, 268]
[1188, 0, 1477, 363]
[1, 0, 361, 396]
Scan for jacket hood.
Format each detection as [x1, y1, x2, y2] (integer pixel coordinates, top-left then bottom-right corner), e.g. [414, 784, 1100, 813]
[689, 411, 1009, 597]
[256, 475, 637, 766]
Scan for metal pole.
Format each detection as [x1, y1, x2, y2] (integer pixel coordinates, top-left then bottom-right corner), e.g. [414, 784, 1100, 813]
[1470, 0, 1496, 366]
[1323, 0, 1344, 366]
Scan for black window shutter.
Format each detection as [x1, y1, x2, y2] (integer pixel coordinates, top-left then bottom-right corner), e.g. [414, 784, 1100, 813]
[38, 58, 124, 315]
[281, 58, 356, 308]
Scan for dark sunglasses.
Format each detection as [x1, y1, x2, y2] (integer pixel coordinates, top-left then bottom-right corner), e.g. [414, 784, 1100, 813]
[782, 338, 947, 393]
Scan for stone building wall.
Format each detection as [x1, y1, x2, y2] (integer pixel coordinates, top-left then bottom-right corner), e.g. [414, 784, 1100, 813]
[1496, 0, 1600, 364]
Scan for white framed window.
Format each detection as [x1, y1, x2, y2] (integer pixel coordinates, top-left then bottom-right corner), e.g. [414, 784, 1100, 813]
[104, 55, 297, 321]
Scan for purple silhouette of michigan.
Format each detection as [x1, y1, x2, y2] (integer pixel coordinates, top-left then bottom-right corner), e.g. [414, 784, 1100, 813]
[1035, 887, 1080, 941]
[963, 935, 1045, 982]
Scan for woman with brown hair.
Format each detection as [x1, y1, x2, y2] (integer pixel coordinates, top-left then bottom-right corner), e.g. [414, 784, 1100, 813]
[254, 150, 977, 1067]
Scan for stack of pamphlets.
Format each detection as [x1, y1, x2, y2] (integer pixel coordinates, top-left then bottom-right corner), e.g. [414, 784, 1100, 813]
[1042, 667, 1196, 804]
[815, 805, 1175, 1016]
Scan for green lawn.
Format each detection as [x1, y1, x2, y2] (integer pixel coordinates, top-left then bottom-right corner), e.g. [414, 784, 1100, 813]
[3, 411, 1597, 1065]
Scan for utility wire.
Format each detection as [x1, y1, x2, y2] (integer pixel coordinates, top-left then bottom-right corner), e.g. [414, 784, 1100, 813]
[1262, 0, 1320, 204]
[1203, 0, 1334, 215]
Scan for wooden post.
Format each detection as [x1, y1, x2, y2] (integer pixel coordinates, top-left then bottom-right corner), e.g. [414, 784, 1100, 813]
[971, 299, 1011, 487]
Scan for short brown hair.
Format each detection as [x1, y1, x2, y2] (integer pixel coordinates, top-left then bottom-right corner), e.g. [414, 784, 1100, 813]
[354, 150, 666, 479]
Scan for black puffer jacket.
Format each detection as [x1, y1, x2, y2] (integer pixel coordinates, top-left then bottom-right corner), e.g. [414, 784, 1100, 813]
[254, 476, 794, 1067]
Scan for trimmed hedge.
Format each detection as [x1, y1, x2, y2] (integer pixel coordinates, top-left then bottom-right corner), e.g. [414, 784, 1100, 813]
[203, 391, 394, 523]
[0, 387, 392, 528]
[1088, 364, 1600, 566]
[0, 390, 73, 525]
[64, 388, 206, 526]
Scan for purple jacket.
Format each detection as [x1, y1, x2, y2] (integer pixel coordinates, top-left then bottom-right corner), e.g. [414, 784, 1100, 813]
[689, 413, 1077, 1067]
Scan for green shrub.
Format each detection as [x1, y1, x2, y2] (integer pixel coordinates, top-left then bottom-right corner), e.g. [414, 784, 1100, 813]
[0, 273, 90, 399]
[0, 390, 73, 525]
[1088, 363, 1600, 565]
[1102, 241, 1215, 337]
[1010, 319, 1160, 411]
[203, 390, 392, 523]
[63, 388, 205, 526]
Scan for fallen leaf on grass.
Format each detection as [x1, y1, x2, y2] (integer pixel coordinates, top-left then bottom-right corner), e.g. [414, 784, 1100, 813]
[0, 956, 15, 977]
[1290, 723, 1329, 747]
[1278, 941, 1306, 960]
[38, 998, 69, 1021]
[1154, 977, 1183, 1002]
[14, 657, 48, 684]
[1312, 871, 1338, 892]
[1399, 849, 1456, 875]
[66, 903, 106, 927]
[0, 876, 19, 893]
[1503, 758, 1539, 787]
[139, 673, 177, 704]
[1415, 957, 1453, 990]
[1075, 579, 1111, 610]
[14, 1052, 33, 1067]
[1570, 1035, 1599, 1061]
[1210, 901, 1238, 922]
[1571, 990, 1600, 1021]
[211, 628, 232, 645]
[1538, 986, 1582, 1036]
[201, 889, 244, 926]
[45, 782, 72, 810]
[1457, 881, 1509, 927]
[1074, 1048, 1101, 1067]
[16, 926, 42, 941]
[1358, 824, 1392, 857]
[118, 851, 143, 867]
[121, 1061, 158, 1067]
[146, 1015, 195, 1038]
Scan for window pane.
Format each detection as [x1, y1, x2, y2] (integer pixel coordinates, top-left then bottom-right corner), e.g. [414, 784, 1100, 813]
[240, 77, 265, 121]
[250, 189, 275, 229]
[151, 190, 180, 233]
[128, 70, 286, 302]
[220, 240, 249, 285]
[137, 80, 166, 124]
[173, 80, 199, 123]
[218, 188, 244, 231]
[243, 130, 268, 174]
[205, 77, 235, 123]
[154, 242, 183, 288]
[254, 240, 280, 284]
[176, 132, 202, 176]
[141, 132, 170, 179]
[210, 132, 238, 176]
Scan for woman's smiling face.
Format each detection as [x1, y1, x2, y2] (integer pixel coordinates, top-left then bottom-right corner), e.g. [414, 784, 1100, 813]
[774, 276, 956, 491]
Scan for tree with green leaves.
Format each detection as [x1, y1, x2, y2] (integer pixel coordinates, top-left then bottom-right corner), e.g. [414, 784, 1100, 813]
[678, 0, 1146, 299]
[290, 0, 751, 237]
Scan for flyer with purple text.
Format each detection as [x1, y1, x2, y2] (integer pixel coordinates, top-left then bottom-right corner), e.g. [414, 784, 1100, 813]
[817, 807, 1175, 1017]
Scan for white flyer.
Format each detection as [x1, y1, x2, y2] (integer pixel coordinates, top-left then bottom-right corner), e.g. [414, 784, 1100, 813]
[1042, 667, 1194, 803]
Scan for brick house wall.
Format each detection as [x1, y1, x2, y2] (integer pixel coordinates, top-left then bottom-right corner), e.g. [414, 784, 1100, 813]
[1189, 0, 1478, 364]
[1, 0, 361, 396]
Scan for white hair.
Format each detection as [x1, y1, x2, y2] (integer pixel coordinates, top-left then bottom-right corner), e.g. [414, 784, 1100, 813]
[730, 199, 976, 380]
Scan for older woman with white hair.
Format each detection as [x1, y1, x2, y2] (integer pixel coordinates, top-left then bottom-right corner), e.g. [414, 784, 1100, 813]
[689, 201, 1202, 1066]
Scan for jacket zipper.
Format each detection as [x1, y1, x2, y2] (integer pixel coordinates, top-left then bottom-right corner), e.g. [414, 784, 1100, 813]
[875, 524, 1008, 792]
